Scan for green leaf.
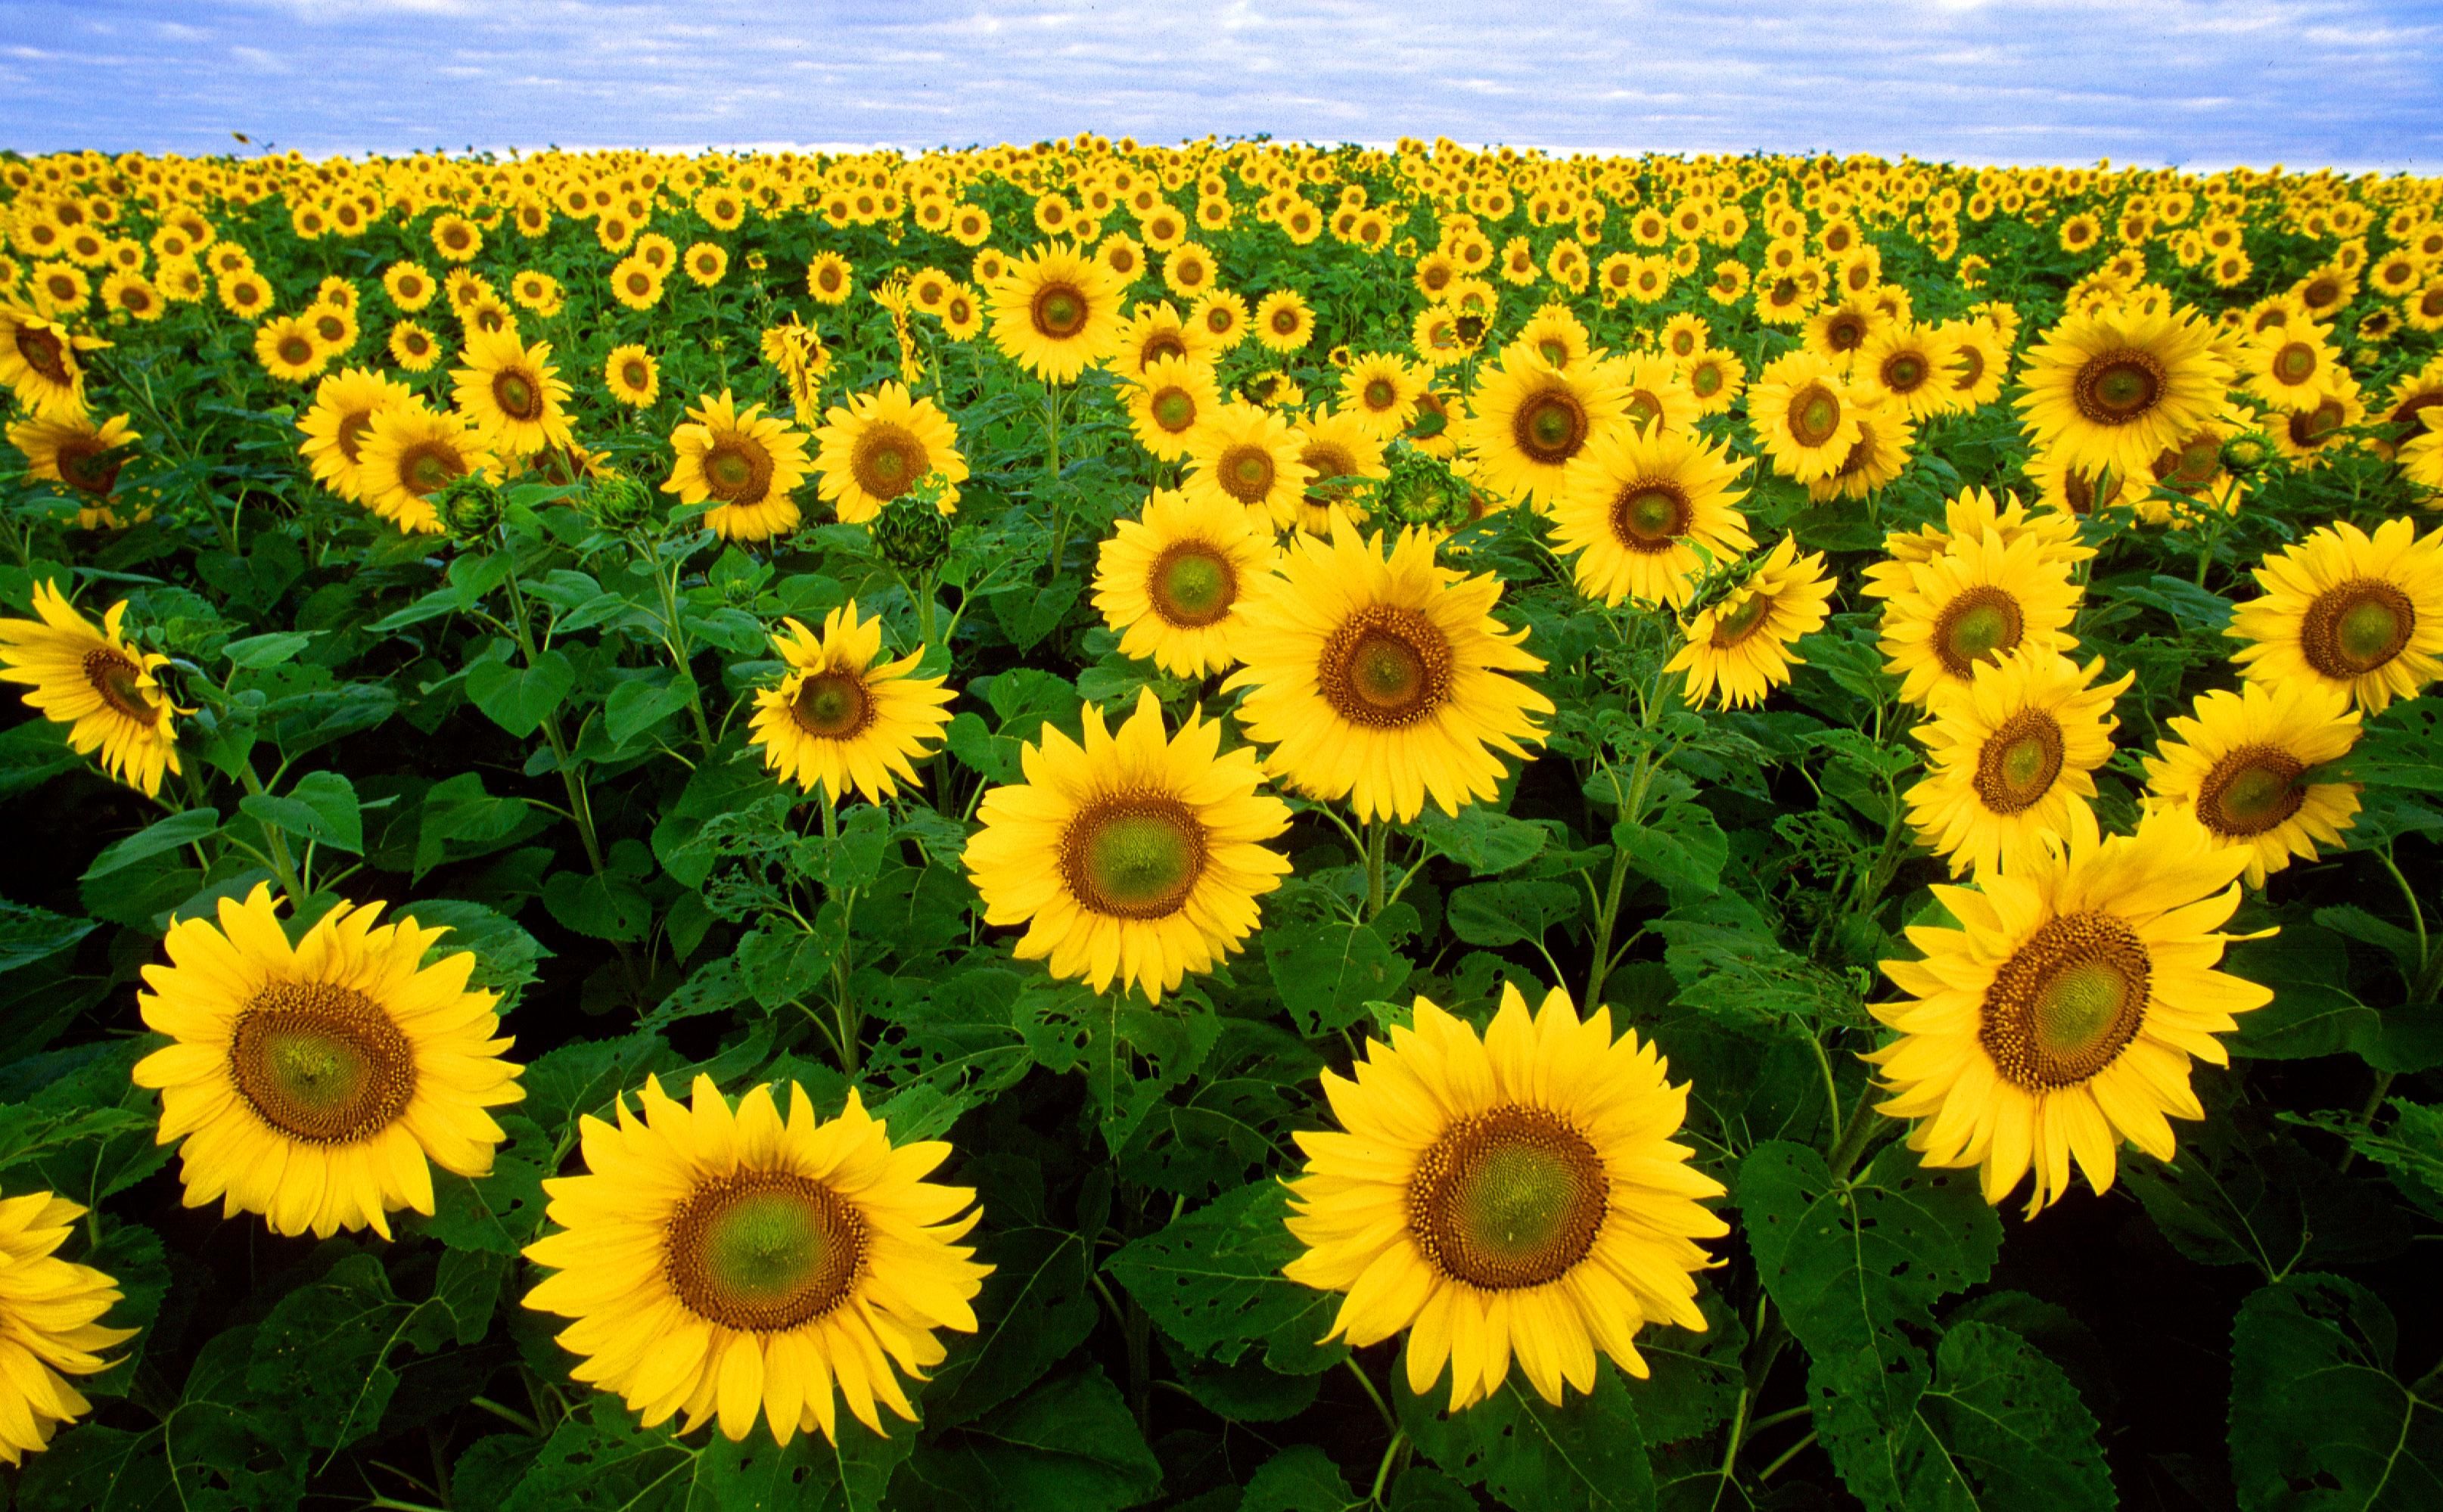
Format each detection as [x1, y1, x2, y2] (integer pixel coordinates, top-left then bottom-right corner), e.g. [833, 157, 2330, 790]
[2120, 1106, 2410, 1273]
[2229, 1274, 2442, 1512]
[465, 648, 577, 737]
[1447, 878, 1580, 948]
[79, 1220, 172, 1399]
[896, 1367, 1162, 1511]
[604, 672, 698, 747]
[0, 897, 98, 973]
[405, 898, 550, 1009]
[2287, 1099, 2443, 1221]
[415, 771, 550, 878]
[239, 769, 363, 854]
[1264, 903, 1416, 1035]
[1916, 1322, 2115, 1511]
[81, 808, 220, 880]
[222, 630, 314, 668]
[989, 579, 1082, 653]
[1240, 1445, 1357, 1512]
[1105, 1179, 1346, 1374]
[1411, 805, 1549, 874]
[927, 1215, 1097, 1429]
[521, 1031, 672, 1135]
[415, 1113, 549, 1255]
[1397, 1364, 1656, 1512]
[1612, 802, 1727, 901]
[502, 1394, 692, 1511]
[542, 869, 654, 942]
[1627, 1290, 1747, 1446]
[244, 1253, 409, 1451]
[1737, 1140, 2003, 1511]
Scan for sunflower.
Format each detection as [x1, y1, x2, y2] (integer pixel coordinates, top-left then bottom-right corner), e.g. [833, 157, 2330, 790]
[359, 403, 496, 532]
[1282, 982, 1725, 1410]
[1290, 408, 1389, 536]
[812, 382, 967, 525]
[664, 390, 813, 544]
[989, 244, 1124, 382]
[1254, 289, 1315, 353]
[2143, 681, 2361, 889]
[1877, 527, 2085, 706]
[1905, 651, 2131, 879]
[2226, 516, 2443, 715]
[8, 409, 139, 520]
[608, 254, 665, 311]
[1182, 402, 1313, 529]
[1856, 323, 1963, 421]
[2241, 323, 2343, 414]
[132, 883, 524, 1238]
[748, 603, 953, 804]
[523, 1074, 990, 1445]
[0, 1188, 137, 1466]
[939, 283, 985, 342]
[1680, 347, 1745, 415]
[303, 300, 359, 359]
[1552, 424, 1752, 608]
[297, 368, 410, 504]
[1161, 241, 1217, 300]
[383, 260, 436, 311]
[1224, 525, 1553, 821]
[1122, 355, 1223, 463]
[2015, 303, 2233, 484]
[1457, 352, 1627, 510]
[1113, 300, 1210, 377]
[254, 315, 326, 383]
[1093, 487, 1274, 676]
[1748, 350, 1861, 485]
[0, 581, 182, 795]
[1867, 806, 2270, 1217]
[446, 332, 569, 461]
[605, 343, 659, 408]
[1341, 352, 1423, 440]
[1192, 289, 1251, 350]
[1664, 534, 1835, 709]
[965, 688, 1293, 1001]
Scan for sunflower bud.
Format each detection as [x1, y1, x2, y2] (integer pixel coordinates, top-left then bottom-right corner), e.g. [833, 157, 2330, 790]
[1380, 446, 1474, 531]
[585, 471, 654, 530]
[720, 575, 760, 608]
[872, 484, 953, 576]
[2219, 431, 2276, 476]
[435, 475, 502, 539]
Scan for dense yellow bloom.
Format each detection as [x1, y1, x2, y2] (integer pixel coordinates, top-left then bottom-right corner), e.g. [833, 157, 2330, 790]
[812, 382, 966, 524]
[132, 883, 524, 1239]
[1664, 534, 1835, 709]
[1553, 424, 1752, 607]
[1181, 402, 1313, 530]
[965, 688, 1292, 1001]
[988, 244, 1124, 381]
[0, 1190, 136, 1466]
[357, 402, 498, 535]
[2143, 680, 2361, 888]
[1284, 983, 1726, 1410]
[1905, 651, 2132, 878]
[524, 1075, 990, 1445]
[2226, 516, 2443, 714]
[664, 390, 813, 542]
[1876, 526, 2085, 706]
[451, 328, 573, 457]
[2016, 303, 2233, 483]
[1749, 350, 1860, 485]
[1094, 487, 1274, 676]
[1870, 807, 2269, 1217]
[1340, 352, 1424, 439]
[1457, 352, 1627, 508]
[297, 366, 411, 503]
[1122, 355, 1223, 462]
[0, 581, 183, 795]
[604, 343, 659, 407]
[748, 602, 953, 804]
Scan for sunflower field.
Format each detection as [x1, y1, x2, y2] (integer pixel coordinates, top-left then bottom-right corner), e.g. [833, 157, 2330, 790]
[0, 135, 2440, 1512]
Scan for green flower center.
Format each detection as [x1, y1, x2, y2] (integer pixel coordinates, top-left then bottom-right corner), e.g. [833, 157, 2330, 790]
[1063, 799, 1206, 919]
[1972, 709, 2065, 815]
[1883, 352, 1927, 392]
[1033, 284, 1087, 338]
[1410, 1104, 1608, 1290]
[702, 438, 772, 504]
[851, 423, 925, 501]
[2273, 342, 2317, 387]
[493, 370, 541, 421]
[666, 1171, 864, 1332]
[1787, 384, 1842, 447]
[1980, 911, 2151, 1089]
[2072, 350, 2165, 424]
[1217, 444, 1276, 504]
[401, 442, 465, 497]
[2199, 744, 2308, 837]
[228, 982, 417, 1144]
[1151, 388, 1195, 432]
[1319, 606, 1453, 727]
[1710, 590, 1774, 647]
[1934, 587, 2025, 676]
[1611, 481, 1690, 552]
[2300, 579, 2416, 679]
[1512, 388, 1590, 463]
[791, 669, 871, 740]
[1149, 543, 1235, 627]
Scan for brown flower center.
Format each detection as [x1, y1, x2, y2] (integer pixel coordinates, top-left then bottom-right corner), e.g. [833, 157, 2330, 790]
[2152, 434, 2222, 494]
[1317, 604, 1453, 727]
[492, 368, 542, 422]
[1148, 542, 1235, 627]
[1882, 350, 1929, 393]
[1408, 1104, 1608, 1290]
[1609, 480, 1691, 553]
[1826, 312, 1868, 352]
[1979, 912, 2151, 1089]
[1953, 344, 1988, 391]
[1511, 386, 1590, 464]
[1786, 383, 1842, 447]
[1933, 586, 2025, 675]
[1972, 709, 2066, 814]
[850, 421, 926, 501]
[1711, 590, 1775, 647]
[2071, 349, 2165, 425]
[82, 647, 157, 720]
[1061, 796, 1207, 919]
[791, 669, 872, 739]
[277, 335, 315, 367]
[56, 438, 122, 495]
[1215, 443, 1276, 504]
[398, 441, 466, 497]
[2299, 579, 2416, 679]
[665, 1170, 865, 1332]
[1031, 281, 1088, 338]
[2270, 341, 2317, 387]
[2196, 744, 2308, 837]
[228, 982, 418, 1144]
[1140, 333, 1187, 365]
[702, 436, 775, 505]
[1148, 386, 1197, 433]
[1363, 377, 1397, 411]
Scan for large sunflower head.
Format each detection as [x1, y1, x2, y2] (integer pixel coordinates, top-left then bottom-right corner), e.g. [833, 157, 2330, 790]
[297, 367, 410, 504]
[1552, 423, 1754, 608]
[1804, 396, 1917, 504]
[1857, 321, 1965, 421]
[748, 601, 953, 804]
[1869, 806, 2269, 1216]
[8, 409, 141, 510]
[1876, 526, 2086, 706]
[1121, 355, 1223, 463]
[812, 381, 967, 525]
[0, 580, 183, 796]
[1114, 299, 1210, 377]
[0, 1188, 138, 1466]
[450, 326, 573, 457]
[1340, 352, 1424, 440]
[253, 314, 328, 383]
[523, 1075, 990, 1445]
[1749, 349, 1863, 485]
[356, 402, 498, 536]
[2142, 680, 2361, 889]
[1456, 351, 1628, 509]
[1181, 401, 1313, 530]
[1904, 651, 2132, 879]
[1282, 982, 1727, 1410]
[664, 389, 813, 543]
[0, 300, 104, 420]
[987, 243, 1124, 382]
[1290, 407, 1390, 537]
[1223, 524, 1554, 821]
[132, 883, 525, 1239]
[965, 688, 1293, 1001]
[2226, 516, 2443, 715]
[1664, 533, 1835, 709]
[2014, 303, 2233, 483]
[1093, 488, 1275, 676]
[2242, 322, 2345, 414]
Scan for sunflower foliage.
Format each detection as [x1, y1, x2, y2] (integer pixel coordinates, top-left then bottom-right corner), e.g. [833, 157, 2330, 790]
[0, 138, 2441, 1512]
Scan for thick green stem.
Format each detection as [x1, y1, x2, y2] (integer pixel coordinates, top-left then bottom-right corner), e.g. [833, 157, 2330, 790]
[1824, 1080, 1884, 1183]
[1364, 818, 1390, 920]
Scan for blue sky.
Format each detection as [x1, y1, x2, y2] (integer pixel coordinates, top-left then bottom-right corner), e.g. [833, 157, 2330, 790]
[2, 2, 2438, 170]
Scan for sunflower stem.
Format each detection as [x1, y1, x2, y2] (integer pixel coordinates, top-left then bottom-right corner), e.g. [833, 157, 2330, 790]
[1344, 1355, 1399, 1437]
[1364, 818, 1391, 920]
[1368, 1427, 1410, 1504]
[1756, 1429, 1818, 1482]
[1825, 1080, 1884, 1183]
[469, 1395, 543, 1436]
[1711, 1384, 1751, 1508]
